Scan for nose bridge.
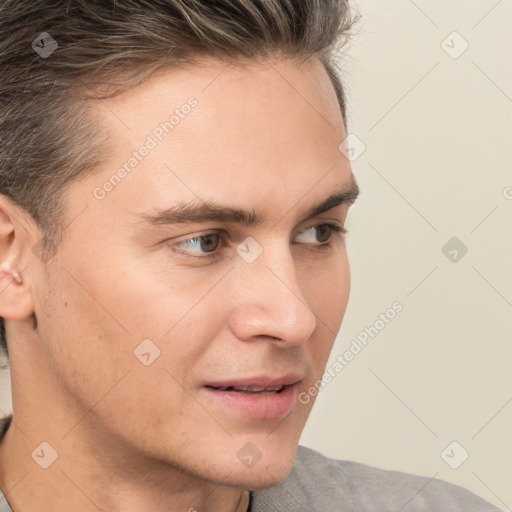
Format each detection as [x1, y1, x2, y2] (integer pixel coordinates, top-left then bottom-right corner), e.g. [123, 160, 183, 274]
[229, 239, 317, 346]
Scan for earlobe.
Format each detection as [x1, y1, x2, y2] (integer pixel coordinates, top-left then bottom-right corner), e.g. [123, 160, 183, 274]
[0, 197, 36, 321]
[11, 270, 23, 285]
[0, 263, 23, 285]
[0, 265, 34, 320]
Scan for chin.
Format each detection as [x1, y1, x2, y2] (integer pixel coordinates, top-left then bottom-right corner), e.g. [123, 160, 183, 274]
[206, 437, 300, 491]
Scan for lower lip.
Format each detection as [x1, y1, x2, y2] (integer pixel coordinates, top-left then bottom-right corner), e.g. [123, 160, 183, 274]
[201, 383, 299, 420]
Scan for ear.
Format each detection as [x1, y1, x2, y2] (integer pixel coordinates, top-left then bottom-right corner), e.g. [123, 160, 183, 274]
[0, 195, 35, 321]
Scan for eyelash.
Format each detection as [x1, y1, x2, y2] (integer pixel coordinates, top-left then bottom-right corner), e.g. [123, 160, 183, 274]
[169, 222, 348, 260]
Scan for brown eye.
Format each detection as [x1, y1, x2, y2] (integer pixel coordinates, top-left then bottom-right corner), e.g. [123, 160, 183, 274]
[199, 234, 220, 252]
[173, 232, 222, 256]
[294, 223, 345, 245]
[315, 224, 333, 243]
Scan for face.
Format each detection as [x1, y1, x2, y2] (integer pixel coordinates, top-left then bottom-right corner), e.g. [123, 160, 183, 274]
[29, 57, 357, 489]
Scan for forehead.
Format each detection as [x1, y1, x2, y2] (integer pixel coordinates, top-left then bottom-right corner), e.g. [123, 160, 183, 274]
[80, 57, 352, 224]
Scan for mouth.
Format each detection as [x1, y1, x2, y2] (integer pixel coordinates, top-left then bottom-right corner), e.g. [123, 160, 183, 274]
[205, 384, 286, 395]
[201, 374, 303, 420]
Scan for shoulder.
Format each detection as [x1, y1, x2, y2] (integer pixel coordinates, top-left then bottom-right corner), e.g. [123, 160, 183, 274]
[0, 416, 13, 512]
[0, 416, 11, 441]
[251, 445, 503, 512]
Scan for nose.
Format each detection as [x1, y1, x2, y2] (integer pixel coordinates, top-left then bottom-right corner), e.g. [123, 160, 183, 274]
[228, 243, 317, 347]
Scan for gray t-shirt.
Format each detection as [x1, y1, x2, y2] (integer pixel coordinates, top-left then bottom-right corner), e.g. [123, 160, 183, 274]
[0, 415, 502, 511]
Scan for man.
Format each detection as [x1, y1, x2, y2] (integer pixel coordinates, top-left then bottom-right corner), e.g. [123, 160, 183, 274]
[0, 1, 502, 511]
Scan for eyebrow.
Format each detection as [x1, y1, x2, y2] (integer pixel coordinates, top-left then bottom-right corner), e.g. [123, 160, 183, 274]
[139, 176, 359, 227]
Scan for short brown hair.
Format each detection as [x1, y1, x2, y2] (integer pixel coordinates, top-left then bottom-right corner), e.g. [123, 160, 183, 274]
[0, 0, 356, 356]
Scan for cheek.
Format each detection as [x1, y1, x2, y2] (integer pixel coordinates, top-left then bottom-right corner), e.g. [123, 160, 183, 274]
[299, 250, 350, 374]
[299, 249, 351, 332]
[36, 262, 225, 438]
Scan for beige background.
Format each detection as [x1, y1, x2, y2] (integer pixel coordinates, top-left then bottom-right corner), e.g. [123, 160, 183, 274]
[1, 0, 510, 509]
[300, 0, 512, 509]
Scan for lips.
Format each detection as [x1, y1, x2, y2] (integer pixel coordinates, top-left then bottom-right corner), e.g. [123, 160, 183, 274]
[201, 373, 304, 419]
[209, 385, 284, 394]
[203, 373, 303, 390]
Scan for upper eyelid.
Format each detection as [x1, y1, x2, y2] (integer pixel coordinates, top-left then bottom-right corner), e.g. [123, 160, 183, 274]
[175, 220, 343, 240]
[173, 221, 345, 252]
[299, 219, 345, 230]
